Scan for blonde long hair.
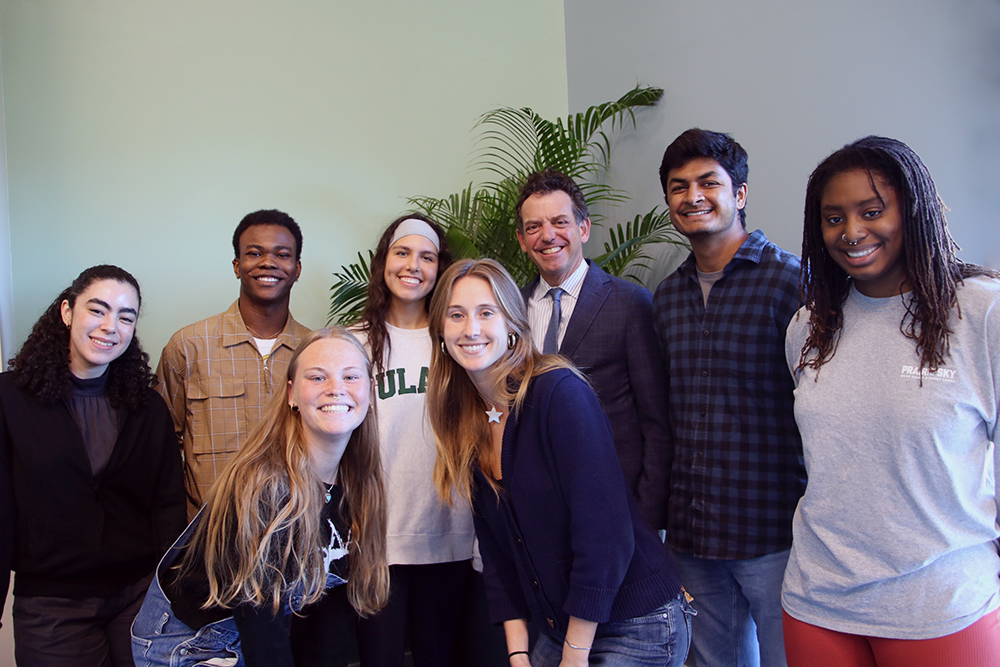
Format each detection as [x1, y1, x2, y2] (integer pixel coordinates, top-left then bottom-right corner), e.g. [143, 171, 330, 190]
[179, 327, 389, 616]
[427, 259, 582, 505]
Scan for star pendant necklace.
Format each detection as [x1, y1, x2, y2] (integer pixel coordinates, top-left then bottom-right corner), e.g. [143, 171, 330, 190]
[476, 389, 504, 424]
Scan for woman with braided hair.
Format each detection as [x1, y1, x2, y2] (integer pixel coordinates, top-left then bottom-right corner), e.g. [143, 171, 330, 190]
[782, 136, 1000, 666]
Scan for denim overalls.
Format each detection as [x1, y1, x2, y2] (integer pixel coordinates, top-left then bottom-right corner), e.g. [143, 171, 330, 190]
[130, 511, 346, 667]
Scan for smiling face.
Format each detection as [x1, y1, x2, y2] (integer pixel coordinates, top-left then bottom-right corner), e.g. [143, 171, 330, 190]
[664, 157, 747, 240]
[288, 337, 372, 450]
[233, 224, 302, 306]
[60, 279, 139, 379]
[820, 169, 907, 298]
[442, 276, 510, 386]
[516, 190, 591, 286]
[383, 233, 440, 306]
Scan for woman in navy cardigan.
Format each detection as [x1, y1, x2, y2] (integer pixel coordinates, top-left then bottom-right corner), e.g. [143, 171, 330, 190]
[426, 259, 691, 667]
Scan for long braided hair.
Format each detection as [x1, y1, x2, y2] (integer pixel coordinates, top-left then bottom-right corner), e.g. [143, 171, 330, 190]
[797, 136, 998, 375]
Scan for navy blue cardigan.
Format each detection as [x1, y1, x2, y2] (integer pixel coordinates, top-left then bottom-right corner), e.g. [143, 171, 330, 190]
[473, 368, 680, 636]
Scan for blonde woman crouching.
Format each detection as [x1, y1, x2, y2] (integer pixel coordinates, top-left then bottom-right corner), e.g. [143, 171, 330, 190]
[131, 327, 389, 667]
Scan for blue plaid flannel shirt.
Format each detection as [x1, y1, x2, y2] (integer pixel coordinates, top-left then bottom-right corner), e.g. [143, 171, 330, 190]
[652, 229, 806, 560]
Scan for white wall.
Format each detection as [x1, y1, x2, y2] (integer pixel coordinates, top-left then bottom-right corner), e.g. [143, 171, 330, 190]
[0, 0, 569, 363]
[0, 1, 569, 661]
[564, 0, 1000, 288]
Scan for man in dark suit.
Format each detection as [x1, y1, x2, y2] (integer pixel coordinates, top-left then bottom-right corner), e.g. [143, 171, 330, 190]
[515, 169, 670, 521]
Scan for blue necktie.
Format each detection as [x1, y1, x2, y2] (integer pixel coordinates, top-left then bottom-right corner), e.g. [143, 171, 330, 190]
[543, 288, 563, 354]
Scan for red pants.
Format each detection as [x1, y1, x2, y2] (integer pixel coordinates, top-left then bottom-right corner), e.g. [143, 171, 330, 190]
[783, 609, 1000, 667]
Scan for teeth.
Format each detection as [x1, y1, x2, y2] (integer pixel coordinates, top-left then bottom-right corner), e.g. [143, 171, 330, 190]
[685, 210, 710, 217]
[399, 277, 420, 285]
[320, 405, 350, 413]
[92, 338, 114, 348]
[462, 344, 487, 352]
[847, 246, 877, 259]
[540, 247, 561, 255]
[256, 277, 278, 283]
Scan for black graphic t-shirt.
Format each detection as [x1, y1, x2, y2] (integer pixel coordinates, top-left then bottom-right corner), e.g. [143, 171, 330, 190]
[164, 483, 351, 630]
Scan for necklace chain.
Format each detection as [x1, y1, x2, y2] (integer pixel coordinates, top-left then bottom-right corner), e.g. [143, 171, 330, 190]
[245, 322, 281, 340]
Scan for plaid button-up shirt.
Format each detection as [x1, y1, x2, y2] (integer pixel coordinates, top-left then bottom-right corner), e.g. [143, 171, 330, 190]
[156, 300, 311, 512]
[651, 230, 806, 560]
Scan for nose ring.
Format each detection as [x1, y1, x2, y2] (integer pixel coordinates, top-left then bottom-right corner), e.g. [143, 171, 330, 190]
[841, 233, 859, 246]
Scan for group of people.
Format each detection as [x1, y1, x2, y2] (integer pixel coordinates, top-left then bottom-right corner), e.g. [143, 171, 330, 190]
[0, 128, 997, 667]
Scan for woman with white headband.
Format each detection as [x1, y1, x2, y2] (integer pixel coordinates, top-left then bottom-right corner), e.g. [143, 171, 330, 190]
[352, 214, 476, 667]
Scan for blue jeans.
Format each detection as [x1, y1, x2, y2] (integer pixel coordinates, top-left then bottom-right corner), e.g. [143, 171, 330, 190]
[130, 514, 243, 667]
[529, 592, 694, 666]
[669, 547, 789, 667]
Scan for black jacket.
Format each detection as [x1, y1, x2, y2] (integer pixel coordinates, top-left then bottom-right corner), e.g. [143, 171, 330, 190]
[0, 371, 186, 614]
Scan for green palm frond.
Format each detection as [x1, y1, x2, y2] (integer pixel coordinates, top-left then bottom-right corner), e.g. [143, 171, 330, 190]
[327, 250, 373, 325]
[593, 209, 687, 282]
[329, 85, 685, 322]
[475, 86, 663, 189]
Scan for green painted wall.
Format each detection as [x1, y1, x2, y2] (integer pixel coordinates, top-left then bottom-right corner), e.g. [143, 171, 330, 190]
[0, 2, 567, 657]
[0, 0, 569, 363]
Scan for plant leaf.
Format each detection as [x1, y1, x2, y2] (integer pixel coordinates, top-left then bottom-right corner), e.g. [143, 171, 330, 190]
[327, 250, 373, 325]
[330, 85, 675, 313]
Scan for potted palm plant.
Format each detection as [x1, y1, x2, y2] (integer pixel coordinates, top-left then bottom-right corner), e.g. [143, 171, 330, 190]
[328, 85, 688, 324]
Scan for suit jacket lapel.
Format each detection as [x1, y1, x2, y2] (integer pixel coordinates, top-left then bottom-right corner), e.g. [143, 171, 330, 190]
[521, 276, 540, 304]
[560, 261, 611, 358]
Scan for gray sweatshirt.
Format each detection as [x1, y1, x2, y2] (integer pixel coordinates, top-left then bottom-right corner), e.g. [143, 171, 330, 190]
[782, 276, 1000, 639]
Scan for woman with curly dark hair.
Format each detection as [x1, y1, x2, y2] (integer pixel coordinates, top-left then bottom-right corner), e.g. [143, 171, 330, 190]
[0, 264, 186, 667]
[782, 137, 1000, 666]
[351, 215, 478, 667]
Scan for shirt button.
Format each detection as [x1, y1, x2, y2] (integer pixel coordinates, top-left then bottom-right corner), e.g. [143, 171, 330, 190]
[703, 330, 710, 337]
[531, 580, 540, 589]
[700, 370, 708, 377]
[700, 411, 706, 417]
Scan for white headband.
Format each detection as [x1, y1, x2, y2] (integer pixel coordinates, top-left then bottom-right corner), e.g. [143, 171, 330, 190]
[389, 218, 441, 251]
